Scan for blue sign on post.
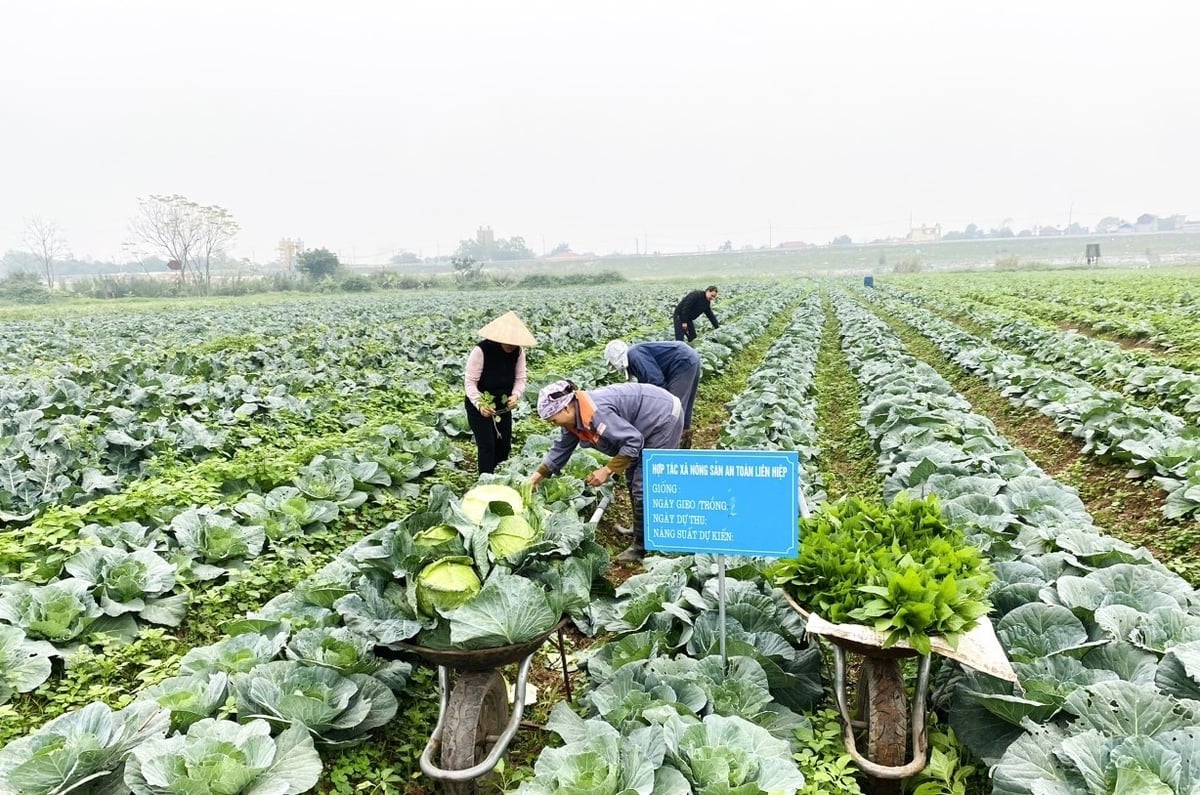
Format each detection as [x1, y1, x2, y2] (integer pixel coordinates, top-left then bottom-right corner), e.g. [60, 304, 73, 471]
[643, 450, 799, 558]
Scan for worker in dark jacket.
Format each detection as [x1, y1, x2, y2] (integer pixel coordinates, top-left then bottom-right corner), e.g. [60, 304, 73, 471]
[603, 339, 701, 447]
[673, 285, 719, 341]
[529, 379, 683, 563]
[464, 311, 537, 474]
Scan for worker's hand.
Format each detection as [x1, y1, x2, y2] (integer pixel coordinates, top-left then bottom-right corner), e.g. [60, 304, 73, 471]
[479, 404, 496, 418]
[506, 395, 519, 410]
[528, 472, 544, 488]
[586, 466, 612, 487]
[682, 322, 689, 330]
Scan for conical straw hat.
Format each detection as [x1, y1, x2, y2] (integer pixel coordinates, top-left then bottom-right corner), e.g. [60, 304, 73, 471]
[477, 311, 538, 347]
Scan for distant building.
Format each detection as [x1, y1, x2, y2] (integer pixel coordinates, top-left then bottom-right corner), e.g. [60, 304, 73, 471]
[278, 238, 303, 270]
[476, 226, 495, 259]
[778, 240, 811, 249]
[1136, 214, 1159, 233]
[908, 223, 942, 242]
[1159, 214, 1188, 231]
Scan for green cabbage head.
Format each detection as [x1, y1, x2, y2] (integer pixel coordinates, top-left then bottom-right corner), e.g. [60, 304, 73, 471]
[416, 557, 482, 617]
[414, 524, 459, 548]
[489, 514, 541, 559]
[460, 484, 524, 524]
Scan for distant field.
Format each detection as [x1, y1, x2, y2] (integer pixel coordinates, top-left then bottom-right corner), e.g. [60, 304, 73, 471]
[462, 231, 1200, 281]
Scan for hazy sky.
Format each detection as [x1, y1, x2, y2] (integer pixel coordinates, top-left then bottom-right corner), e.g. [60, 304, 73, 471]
[3, 1, 1198, 264]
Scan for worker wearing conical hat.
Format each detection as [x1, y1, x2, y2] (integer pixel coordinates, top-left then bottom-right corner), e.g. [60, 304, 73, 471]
[465, 311, 538, 474]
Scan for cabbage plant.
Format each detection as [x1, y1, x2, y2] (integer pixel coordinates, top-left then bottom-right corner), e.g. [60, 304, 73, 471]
[286, 626, 412, 691]
[138, 671, 230, 733]
[234, 485, 340, 540]
[0, 578, 101, 644]
[0, 700, 170, 795]
[0, 624, 55, 705]
[65, 546, 187, 627]
[666, 713, 806, 794]
[124, 719, 322, 795]
[231, 660, 397, 748]
[179, 630, 288, 676]
[293, 456, 369, 508]
[516, 703, 660, 795]
[170, 508, 266, 580]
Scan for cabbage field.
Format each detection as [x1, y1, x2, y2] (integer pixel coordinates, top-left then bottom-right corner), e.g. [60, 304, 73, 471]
[2, 268, 1200, 794]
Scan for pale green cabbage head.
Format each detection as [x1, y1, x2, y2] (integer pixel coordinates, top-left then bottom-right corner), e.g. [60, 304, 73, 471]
[460, 484, 524, 524]
[489, 514, 541, 559]
[416, 557, 482, 617]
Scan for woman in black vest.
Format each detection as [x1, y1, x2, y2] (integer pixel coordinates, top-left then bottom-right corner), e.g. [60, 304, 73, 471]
[464, 311, 538, 474]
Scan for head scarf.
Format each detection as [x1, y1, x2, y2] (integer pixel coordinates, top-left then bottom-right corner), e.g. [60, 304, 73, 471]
[537, 379, 576, 419]
[603, 339, 629, 370]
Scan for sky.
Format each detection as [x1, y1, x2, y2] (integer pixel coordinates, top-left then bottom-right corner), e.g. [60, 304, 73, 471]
[2, 1, 1199, 265]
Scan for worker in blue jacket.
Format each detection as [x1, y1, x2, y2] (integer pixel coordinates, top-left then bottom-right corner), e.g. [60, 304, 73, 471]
[603, 339, 701, 448]
[529, 379, 683, 563]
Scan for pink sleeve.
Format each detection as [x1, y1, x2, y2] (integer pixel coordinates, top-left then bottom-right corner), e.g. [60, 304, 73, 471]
[512, 348, 528, 398]
[464, 347, 484, 405]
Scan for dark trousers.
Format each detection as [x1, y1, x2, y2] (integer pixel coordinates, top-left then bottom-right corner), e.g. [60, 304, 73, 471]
[465, 397, 512, 474]
[673, 314, 696, 342]
[628, 408, 684, 551]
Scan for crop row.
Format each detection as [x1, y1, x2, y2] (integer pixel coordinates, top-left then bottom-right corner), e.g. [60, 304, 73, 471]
[833, 288, 1200, 793]
[887, 270, 1200, 366]
[880, 283, 1200, 423]
[858, 287, 1200, 520]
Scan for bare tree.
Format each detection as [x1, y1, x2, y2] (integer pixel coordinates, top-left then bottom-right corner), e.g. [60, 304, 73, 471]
[194, 204, 239, 292]
[129, 194, 203, 284]
[24, 217, 67, 288]
[128, 195, 238, 292]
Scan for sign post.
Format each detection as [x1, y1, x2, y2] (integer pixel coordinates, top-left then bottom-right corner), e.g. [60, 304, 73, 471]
[643, 450, 802, 666]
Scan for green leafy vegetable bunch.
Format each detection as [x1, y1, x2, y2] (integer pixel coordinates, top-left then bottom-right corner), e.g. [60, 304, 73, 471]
[769, 494, 994, 654]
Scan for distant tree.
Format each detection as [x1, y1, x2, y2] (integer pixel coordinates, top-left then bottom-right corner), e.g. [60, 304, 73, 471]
[548, 242, 571, 256]
[129, 194, 237, 291]
[454, 239, 484, 260]
[831, 234, 853, 246]
[989, 226, 1015, 238]
[718, 240, 733, 252]
[1066, 222, 1087, 235]
[194, 205, 238, 292]
[3, 248, 42, 277]
[1095, 216, 1123, 233]
[296, 248, 340, 278]
[23, 217, 68, 288]
[451, 254, 480, 282]
[390, 250, 420, 265]
[494, 236, 535, 260]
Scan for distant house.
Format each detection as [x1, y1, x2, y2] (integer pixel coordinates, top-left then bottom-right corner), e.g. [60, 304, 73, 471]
[908, 224, 941, 242]
[1135, 214, 1158, 233]
[541, 250, 592, 262]
[1159, 214, 1188, 231]
[1116, 222, 1138, 234]
[778, 240, 811, 249]
[1036, 226, 1063, 237]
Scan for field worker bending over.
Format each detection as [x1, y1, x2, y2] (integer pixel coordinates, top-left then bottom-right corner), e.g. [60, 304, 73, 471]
[529, 379, 683, 563]
[464, 311, 537, 474]
[604, 339, 701, 448]
[673, 285, 719, 342]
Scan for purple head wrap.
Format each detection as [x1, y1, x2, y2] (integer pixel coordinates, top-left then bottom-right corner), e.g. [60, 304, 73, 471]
[537, 379, 576, 419]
